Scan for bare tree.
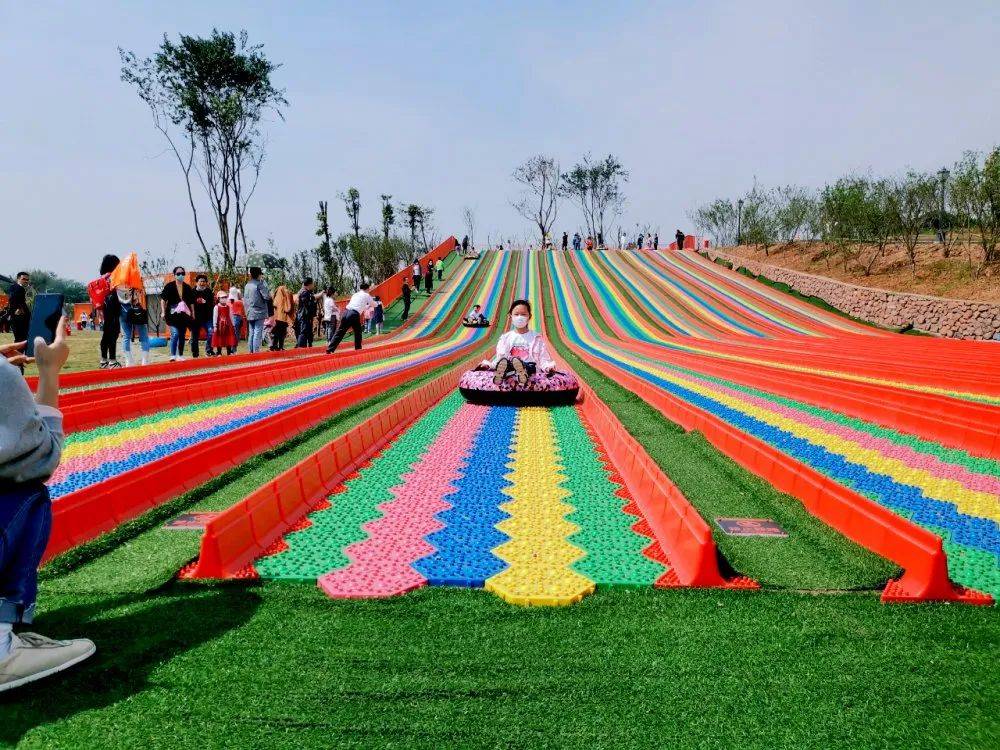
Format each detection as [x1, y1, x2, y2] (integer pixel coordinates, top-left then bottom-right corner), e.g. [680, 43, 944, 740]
[512, 155, 561, 249]
[120, 30, 286, 272]
[462, 206, 477, 249]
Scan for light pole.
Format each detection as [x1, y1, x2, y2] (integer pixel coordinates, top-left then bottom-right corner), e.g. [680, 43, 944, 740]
[937, 167, 950, 246]
[737, 198, 744, 245]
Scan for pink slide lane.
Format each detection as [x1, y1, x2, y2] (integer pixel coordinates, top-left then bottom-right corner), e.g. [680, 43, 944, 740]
[318, 402, 490, 599]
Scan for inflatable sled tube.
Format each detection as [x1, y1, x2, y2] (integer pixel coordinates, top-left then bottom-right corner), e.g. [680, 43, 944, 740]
[458, 369, 580, 406]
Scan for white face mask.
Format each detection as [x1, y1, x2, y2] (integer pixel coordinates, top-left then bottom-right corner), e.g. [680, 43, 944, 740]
[511, 314, 529, 329]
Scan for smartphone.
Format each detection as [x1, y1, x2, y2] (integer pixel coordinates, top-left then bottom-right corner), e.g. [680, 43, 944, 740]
[25, 293, 64, 357]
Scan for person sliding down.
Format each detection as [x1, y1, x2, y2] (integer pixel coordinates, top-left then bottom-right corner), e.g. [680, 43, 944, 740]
[478, 299, 555, 387]
[326, 282, 372, 354]
[465, 304, 488, 325]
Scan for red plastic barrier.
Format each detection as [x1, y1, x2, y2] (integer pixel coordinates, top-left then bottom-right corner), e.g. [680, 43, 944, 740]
[369, 237, 457, 309]
[576, 383, 741, 587]
[62, 333, 441, 433]
[188, 360, 468, 578]
[43, 337, 483, 562]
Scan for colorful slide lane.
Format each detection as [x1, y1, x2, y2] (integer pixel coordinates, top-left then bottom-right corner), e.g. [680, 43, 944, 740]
[545, 250, 999, 599]
[252, 392, 668, 605]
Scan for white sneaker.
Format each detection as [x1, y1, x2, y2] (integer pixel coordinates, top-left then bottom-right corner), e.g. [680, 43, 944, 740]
[140, 353, 149, 366]
[176, 355, 186, 362]
[0, 632, 96, 693]
[168, 356, 175, 362]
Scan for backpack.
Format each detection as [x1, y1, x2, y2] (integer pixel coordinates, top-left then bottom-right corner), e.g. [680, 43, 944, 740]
[88, 275, 111, 307]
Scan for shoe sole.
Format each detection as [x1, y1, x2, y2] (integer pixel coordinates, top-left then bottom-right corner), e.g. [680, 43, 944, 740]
[0, 643, 96, 693]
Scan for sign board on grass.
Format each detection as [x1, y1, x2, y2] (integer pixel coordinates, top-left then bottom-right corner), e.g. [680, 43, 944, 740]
[715, 517, 788, 537]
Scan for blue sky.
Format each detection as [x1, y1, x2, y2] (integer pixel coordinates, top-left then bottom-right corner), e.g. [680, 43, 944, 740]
[2, 0, 998, 281]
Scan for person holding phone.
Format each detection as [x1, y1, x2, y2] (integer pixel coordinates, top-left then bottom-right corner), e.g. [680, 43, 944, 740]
[0, 320, 95, 692]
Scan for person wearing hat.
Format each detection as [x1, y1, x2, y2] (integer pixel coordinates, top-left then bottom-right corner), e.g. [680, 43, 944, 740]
[212, 290, 238, 355]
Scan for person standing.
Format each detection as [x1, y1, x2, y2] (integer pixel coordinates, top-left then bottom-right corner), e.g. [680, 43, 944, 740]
[585, 235, 594, 251]
[572, 233, 581, 252]
[295, 278, 317, 349]
[269, 284, 295, 351]
[322, 287, 340, 344]
[6, 273, 30, 345]
[0, 322, 96, 693]
[95, 255, 122, 369]
[401, 282, 411, 322]
[211, 291, 238, 355]
[370, 296, 384, 335]
[424, 261, 434, 294]
[654, 233, 659, 251]
[462, 235, 469, 255]
[243, 267, 271, 354]
[160, 267, 195, 362]
[636, 232, 644, 251]
[228, 287, 244, 350]
[190, 274, 215, 358]
[411, 260, 422, 293]
[675, 229, 686, 250]
[561, 231, 568, 251]
[437, 259, 444, 281]
[326, 282, 373, 355]
[646, 234, 653, 250]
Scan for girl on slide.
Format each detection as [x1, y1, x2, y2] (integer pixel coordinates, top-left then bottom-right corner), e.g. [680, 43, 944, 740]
[479, 299, 555, 386]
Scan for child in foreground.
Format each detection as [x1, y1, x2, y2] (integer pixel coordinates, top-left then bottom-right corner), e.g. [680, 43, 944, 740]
[1, 320, 95, 692]
[479, 299, 555, 386]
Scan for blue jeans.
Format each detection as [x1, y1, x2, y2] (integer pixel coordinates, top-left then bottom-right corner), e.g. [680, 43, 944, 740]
[168, 324, 187, 357]
[120, 306, 150, 353]
[191, 319, 213, 357]
[232, 315, 243, 344]
[248, 319, 265, 353]
[0, 482, 51, 625]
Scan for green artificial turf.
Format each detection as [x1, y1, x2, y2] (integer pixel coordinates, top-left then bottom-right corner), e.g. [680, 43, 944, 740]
[381, 250, 462, 333]
[2, 585, 996, 749]
[544, 259, 900, 590]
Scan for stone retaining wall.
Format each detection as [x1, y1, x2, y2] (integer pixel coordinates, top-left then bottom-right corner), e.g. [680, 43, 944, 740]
[701, 248, 1000, 341]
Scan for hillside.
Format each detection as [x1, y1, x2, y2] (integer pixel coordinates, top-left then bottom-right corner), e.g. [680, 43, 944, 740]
[718, 241, 1000, 304]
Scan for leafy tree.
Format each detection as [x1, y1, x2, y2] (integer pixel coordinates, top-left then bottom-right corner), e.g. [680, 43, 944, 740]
[120, 29, 287, 272]
[856, 178, 897, 275]
[774, 185, 817, 243]
[512, 155, 561, 249]
[316, 200, 348, 291]
[380, 194, 395, 241]
[951, 148, 1000, 267]
[560, 154, 628, 241]
[690, 198, 738, 246]
[403, 204, 422, 254]
[819, 177, 868, 270]
[740, 184, 781, 256]
[348, 233, 410, 284]
[341, 187, 361, 238]
[889, 171, 937, 270]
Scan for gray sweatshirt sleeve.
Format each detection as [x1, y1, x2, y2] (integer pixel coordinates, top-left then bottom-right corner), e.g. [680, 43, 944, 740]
[0, 361, 64, 483]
